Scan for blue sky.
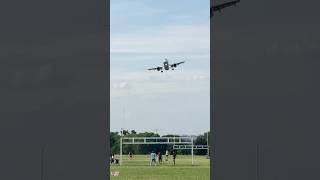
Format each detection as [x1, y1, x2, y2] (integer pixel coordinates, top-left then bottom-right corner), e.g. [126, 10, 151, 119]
[110, 0, 210, 135]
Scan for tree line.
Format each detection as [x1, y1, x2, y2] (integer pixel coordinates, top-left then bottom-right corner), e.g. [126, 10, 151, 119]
[110, 130, 210, 155]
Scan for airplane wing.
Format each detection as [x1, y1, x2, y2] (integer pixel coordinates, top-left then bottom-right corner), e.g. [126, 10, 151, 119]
[170, 61, 185, 68]
[147, 67, 163, 71]
[211, 0, 240, 17]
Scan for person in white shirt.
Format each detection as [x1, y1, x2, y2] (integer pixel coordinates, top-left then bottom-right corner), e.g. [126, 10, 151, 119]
[165, 150, 169, 162]
[150, 151, 157, 166]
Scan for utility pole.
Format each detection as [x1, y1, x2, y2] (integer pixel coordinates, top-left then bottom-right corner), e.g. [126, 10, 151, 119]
[120, 127, 124, 166]
[122, 107, 125, 129]
[120, 137, 122, 166]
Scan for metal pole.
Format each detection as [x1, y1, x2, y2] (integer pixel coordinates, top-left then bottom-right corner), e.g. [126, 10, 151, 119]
[120, 138, 123, 166]
[191, 137, 194, 165]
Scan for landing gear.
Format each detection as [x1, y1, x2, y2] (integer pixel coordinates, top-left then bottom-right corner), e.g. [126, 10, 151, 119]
[161, 71, 163, 72]
[172, 69, 174, 70]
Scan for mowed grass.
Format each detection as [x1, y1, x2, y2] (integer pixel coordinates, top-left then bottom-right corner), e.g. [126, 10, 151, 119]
[110, 155, 210, 180]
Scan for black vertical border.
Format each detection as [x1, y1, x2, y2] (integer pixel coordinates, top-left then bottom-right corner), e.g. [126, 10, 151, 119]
[106, 0, 110, 179]
[210, 0, 215, 180]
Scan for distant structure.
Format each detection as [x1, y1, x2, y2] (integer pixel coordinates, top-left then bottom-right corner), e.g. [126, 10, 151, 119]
[119, 136, 208, 166]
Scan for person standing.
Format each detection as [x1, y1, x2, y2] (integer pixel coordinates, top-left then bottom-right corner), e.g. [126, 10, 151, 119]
[172, 150, 177, 165]
[150, 151, 156, 166]
[128, 151, 133, 160]
[165, 150, 169, 162]
[158, 152, 162, 164]
[111, 154, 115, 164]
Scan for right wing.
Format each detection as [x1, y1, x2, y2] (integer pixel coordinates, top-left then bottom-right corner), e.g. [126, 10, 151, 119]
[170, 61, 185, 68]
[211, 0, 240, 17]
[147, 67, 163, 71]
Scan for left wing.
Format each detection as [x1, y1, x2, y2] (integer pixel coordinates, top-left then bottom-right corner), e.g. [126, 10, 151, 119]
[147, 67, 163, 71]
[211, 0, 240, 17]
[170, 61, 185, 68]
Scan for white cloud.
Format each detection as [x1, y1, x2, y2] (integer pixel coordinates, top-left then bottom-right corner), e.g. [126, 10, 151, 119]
[113, 81, 128, 89]
[111, 0, 166, 29]
[110, 71, 209, 99]
[111, 25, 210, 56]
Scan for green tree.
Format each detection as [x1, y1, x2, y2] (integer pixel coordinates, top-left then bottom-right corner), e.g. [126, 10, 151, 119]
[110, 132, 120, 154]
[194, 132, 209, 155]
[110, 130, 211, 155]
[122, 130, 129, 136]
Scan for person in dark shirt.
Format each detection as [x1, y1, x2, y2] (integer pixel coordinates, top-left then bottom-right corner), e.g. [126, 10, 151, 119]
[111, 154, 115, 164]
[128, 151, 133, 160]
[172, 150, 177, 165]
[158, 152, 162, 164]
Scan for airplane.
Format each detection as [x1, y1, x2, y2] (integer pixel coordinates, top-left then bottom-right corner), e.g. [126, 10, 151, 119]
[147, 59, 185, 72]
[211, 0, 240, 18]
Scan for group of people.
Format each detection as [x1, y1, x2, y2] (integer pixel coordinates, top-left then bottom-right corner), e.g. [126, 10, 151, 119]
[150, 150, 177, 166]
[110, 154, 119, 164]
[111, 150, 177, 166]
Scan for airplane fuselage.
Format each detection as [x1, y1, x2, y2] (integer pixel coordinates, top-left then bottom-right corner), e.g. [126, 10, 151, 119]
[163, 60, 170, 70]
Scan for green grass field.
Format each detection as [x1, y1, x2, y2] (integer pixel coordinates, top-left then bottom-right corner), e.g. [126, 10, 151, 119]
[110, 155, 210, 180]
